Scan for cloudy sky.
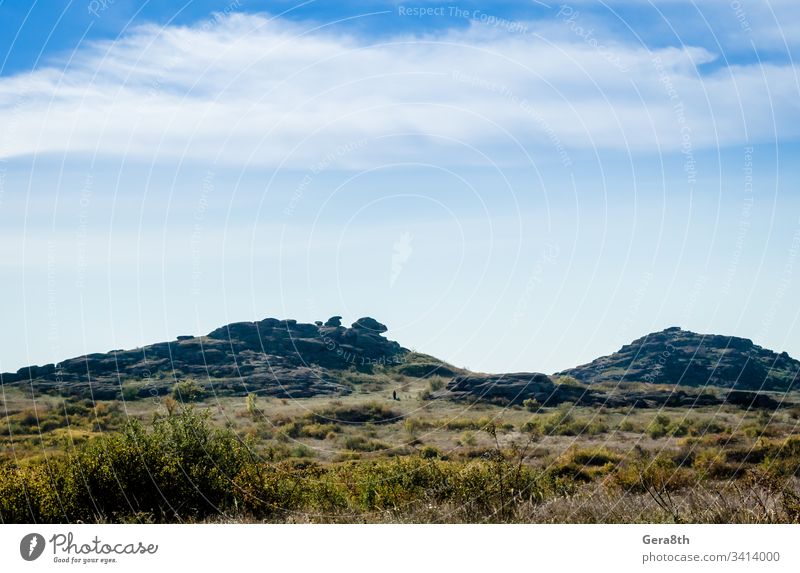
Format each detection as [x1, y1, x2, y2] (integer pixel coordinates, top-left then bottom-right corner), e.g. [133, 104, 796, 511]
[1, 0, 798, 375]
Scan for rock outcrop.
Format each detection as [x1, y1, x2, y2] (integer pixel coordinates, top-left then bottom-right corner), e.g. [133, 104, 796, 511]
[1, 316, 407, 399]
[2, 321, 796, 409]
[557, 327, 799, 392]
[437, 373, 783, 409]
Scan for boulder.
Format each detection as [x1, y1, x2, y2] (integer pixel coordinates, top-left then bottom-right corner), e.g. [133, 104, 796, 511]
[352, 317, 388, 333]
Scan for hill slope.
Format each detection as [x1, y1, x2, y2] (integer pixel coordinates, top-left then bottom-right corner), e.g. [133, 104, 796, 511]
[557, 327, 799, 392]
[2, 321, 797, 405]
[0, 316, 408, 399]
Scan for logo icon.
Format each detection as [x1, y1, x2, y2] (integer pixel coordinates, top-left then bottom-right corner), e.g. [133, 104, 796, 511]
[20, 533, 46, 561]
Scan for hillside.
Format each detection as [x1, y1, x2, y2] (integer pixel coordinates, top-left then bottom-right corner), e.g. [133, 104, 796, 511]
[557, 327, 799, 392]
[0, 316, 410, 400]
[2, 321, 797, 407]
[3, 319, 800, 524]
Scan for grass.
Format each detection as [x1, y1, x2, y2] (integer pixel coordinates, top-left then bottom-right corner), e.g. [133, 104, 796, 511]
[2, 383, 800, 523]
[2, 408, 798, 523]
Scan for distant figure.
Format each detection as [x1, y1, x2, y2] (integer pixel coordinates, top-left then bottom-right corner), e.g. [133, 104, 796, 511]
[392, 390, 397, 401]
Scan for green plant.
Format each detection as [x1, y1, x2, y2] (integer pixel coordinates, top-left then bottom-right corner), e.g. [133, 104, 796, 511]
[617, 419, 635, 432]
[343, 435, 388, 452]
[246, 393, 258, 420]
[647, 414, 672, 439]
[428, 377, 446, 392]
[522, 398, 539, 412]
[310, 402, 401, 425]
[419, 446, 441, 459]
[172, 379, 207, 403]
[121, 386, 141, 401]
[460, 431, 477, 446]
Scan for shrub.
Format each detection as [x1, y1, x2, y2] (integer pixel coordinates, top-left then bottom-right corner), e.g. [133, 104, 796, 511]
[301, 423, 340, 439]
[612, 452, 693, 493]
[427, 377, 446, 392]
[617, 419, 635, 432]
[311, 402, 401, 425]
[693, 448, 737, 479]
[553, 447, 620, 481]
[0, 408, 250, 522]
[121, 386, 141, 401]
[460, 431, 477, 446]
[522, 398, 539, 412]
[172, 379, 207, 403]
[761, 437, 800, 477]
[647, 414, 672, 439]
[419, 446, 441, 459]
[343, 435, 389, 452]
[246, 393, 258, 419]
[522, 406, 608, 436]
[403, 417, 430, 437]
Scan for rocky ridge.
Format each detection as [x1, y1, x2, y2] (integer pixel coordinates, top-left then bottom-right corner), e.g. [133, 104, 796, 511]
[556, 327, 799, 392]
[2, 321, 797, 408]
[1, 316, 406, 399]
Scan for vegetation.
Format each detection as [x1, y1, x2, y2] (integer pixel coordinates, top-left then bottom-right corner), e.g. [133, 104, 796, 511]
[2, 380, 800, 524]
[172, 379, 207, 403]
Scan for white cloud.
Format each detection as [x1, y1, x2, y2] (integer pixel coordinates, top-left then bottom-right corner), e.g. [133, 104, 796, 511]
[0, 12, 797, 167]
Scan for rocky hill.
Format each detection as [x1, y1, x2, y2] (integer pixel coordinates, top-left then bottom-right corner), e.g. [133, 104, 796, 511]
[556, 327, 799, 392]
[2, 321, 797, 408]
[1, 316, 407, 399]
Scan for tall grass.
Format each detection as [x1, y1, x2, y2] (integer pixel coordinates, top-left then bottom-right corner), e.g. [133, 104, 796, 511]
[1, 408, 799, 524]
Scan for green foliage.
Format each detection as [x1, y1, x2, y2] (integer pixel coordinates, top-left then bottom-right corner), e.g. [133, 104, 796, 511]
[343, 435, 389, 452]
[172, 379, 207, 403]
[3, 399, 124, 437]
[761, 437, 800, 477]
[403, 417, 423, 437]
[276, 420, 341, 440]
[612, 451, 694, 494]
[310, 402, 401, 425]
[3, 406, 800, 523]
[647, 415, 728, 439]
[121, 385, 141, 401]
[617, 419, 636, 432]
[246, 393, 258, 419]
[522, 405, 608, 436]
[419, 446, 441, 459]
[647, 414, 672, 438]
[692, 447, 737, 479]
[554, 376, 582, 387]
[0, 409, 559, 523]
[553, 447, 621, 481]
[0, 407, 249, 522]
[522, 398, 539, 412]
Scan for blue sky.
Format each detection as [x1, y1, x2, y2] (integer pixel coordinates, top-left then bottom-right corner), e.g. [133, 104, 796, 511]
[1, 1, 798, 375]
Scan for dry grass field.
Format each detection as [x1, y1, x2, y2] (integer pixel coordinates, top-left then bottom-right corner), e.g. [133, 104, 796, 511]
[2, 369, 800, 523]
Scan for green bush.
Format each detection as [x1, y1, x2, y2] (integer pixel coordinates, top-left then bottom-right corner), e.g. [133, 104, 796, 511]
[647, 414, 672, 439]
[172, 380, 207, 402]
[522, 406, 608, 436]
[343, 435, 388, 452]
[310, 402, 401, 425]
[0, 408, 249, 522]
[522, 398, 539, 412]
[553, 447, 620, 481]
